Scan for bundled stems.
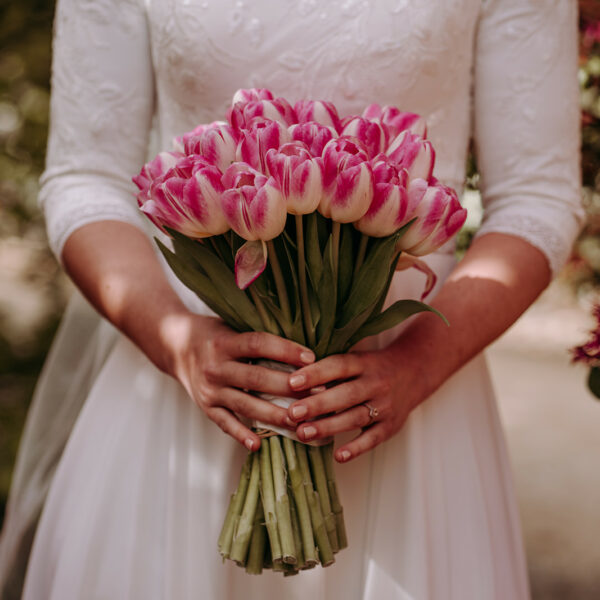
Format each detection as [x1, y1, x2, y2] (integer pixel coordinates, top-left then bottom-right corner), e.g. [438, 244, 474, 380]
[266, 240, 293, 326]
[295, 215, 316, 348]
[259, 438, 282, 563]
[246, 502, 267, 575]
[354, 233, 369, 277]
[331, 221, 341, 282]
[322, 442, 348, 549]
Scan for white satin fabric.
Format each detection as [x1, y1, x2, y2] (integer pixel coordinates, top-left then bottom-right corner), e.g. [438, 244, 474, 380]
[0, 0, 583, 598]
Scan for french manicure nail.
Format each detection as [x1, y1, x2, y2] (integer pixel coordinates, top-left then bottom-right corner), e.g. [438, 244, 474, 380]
[290, 374, 306, 388]
[300, 350, 315, 364]
[311, 385, 326, 394]
[302, 425, 317, 440]
[291, 405, 307, 420]
[245, 438, 255, 451]
[338, 450, 351, 462]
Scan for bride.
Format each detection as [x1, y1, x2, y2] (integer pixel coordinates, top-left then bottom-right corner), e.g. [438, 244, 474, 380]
[0, 1, 583, 598]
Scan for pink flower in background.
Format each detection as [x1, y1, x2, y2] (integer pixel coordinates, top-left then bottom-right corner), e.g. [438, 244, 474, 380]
[237, 120, 291, 172]
[229, 97, 297, 130]
[176, 123, 239, 172]
[354, 158, 412, 237]
[288, 122, 337, 157]
[231, 88, 275, 105]
[340, 116, 388, 159]
[132, 151, 182, 199]
[396, 181, 467, 256]
[138, 162, 229, 238]
[363, 104, 427, 139]
[221, 163, 287, 241]
[386, 131, 435, 182]
[319, 137, 374, 222]
[265, 142, 323, 215]
[294, 99, 341, 131]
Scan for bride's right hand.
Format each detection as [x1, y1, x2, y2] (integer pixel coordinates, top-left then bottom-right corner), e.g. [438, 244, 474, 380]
[164, 313, 316, 451]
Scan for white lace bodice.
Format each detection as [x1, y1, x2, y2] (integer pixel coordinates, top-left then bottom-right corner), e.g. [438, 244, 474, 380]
[40, 0, 583, 275]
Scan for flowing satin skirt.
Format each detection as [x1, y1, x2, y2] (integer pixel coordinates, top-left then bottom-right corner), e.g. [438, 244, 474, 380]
[6, 254, 530, 599]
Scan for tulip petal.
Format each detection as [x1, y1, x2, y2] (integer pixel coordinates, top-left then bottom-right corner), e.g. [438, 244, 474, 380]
[235, 239, 268, 289]
[395, 254, 438, 300]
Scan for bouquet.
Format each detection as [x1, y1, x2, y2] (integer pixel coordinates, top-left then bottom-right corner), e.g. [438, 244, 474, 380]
[133, 89, 467, 575]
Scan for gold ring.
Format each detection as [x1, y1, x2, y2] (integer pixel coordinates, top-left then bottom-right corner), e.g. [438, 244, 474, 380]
[363, 402, 379, 425]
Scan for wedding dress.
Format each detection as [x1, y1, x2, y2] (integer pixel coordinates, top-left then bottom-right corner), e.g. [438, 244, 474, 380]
[0, 0, 583, 598]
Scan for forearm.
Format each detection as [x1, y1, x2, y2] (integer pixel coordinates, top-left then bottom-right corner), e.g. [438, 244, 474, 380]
[389, 232, 551, 407]
[62, 220, 192, 375]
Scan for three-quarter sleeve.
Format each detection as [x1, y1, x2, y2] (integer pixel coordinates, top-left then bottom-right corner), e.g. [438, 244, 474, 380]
[473, 0, 584, 275]
[39, 0, 155, 260]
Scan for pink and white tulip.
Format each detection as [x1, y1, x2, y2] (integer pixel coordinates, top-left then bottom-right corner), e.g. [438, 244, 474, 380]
[139, 163, 229, 238]
[354, 159, 413, 237]
[319, 137, 373, 223]
[363, 104, 427, 139]
[265, 142, 323, 215]
[229, 97, 297, 130]
[294, 99, 341, 131]
[177, 123, 239, 172]
[386, 131, 435, 182]
[237, 120, 291, 173]
[288, 122, 337, 157]
[340, 116, 388, 159]
[397, 181, 467, 256]
[221, 163, 287, 242]
[132, 151, 182, 199]
[231, 88, 275, 105]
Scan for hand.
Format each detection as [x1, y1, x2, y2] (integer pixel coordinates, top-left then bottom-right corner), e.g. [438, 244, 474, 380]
[165, 313, 316, 451]
[286, 346, 426, 463]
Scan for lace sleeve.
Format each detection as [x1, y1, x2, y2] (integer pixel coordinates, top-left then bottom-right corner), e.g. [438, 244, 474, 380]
[473, 0, 584, 276]
[39, 0, 154, 261]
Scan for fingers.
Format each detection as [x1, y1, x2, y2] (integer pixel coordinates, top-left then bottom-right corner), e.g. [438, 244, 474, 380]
[204, 406, 261, 451]
[223, 331, 315, 367]
[295, 401, 376, 442]
[216, 361, 302, 397]
[288, 353, 364, 392]
[334, 423, 389, 463]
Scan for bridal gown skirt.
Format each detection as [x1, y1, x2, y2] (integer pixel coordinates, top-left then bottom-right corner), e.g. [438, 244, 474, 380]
[17, 253, 530, 600]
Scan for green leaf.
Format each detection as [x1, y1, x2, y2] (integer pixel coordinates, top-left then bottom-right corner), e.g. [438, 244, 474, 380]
[165, 229, 265, 332]
[337, 223, 354, 302]
[305, 212, 323, 290]
[326, 301, 377, 355]
[314, 235, 337, 358]
[211, 234, 236, 271]
[157, 240, 248, 332]
[348, 300, 448, 348]
[588, 366, 600, 400]
[339, 233, 400, 327]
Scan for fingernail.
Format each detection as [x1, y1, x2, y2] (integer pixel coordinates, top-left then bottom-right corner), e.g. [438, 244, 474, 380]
[291, 405, 307, 420]
[311, 385, 326, 394]
[285, 417, 296, 429]
[289, 374, 306, 389]
[245, 438, 255, 451]
[302, 425, 317, 440]
[338, 450, 351, 462]
[300, 351, 315, 364]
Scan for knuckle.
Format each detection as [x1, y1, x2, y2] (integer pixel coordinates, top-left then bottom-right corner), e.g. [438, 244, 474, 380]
[203, 359, 221, 383]
[245, 331, 263, 354]
[245, 367, 264, 390]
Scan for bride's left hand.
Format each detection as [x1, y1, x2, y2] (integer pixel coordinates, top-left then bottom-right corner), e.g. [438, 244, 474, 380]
[287, 346, 425, 463]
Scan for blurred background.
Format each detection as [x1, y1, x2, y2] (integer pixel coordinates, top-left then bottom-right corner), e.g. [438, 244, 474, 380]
[0, 1, 599, 597]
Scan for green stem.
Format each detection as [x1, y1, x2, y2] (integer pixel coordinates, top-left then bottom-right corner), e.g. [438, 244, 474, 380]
[267, 240, 293, 327]
[308, 445, 339, 553]
[259, 437, 282, 563]
[289, 492, 305, 569]
[218, 453, 252, 559]
[245, 500, 267, 575]
[282, 437, 318, 566]
[322, 442, 348, 550]
[354, 233, 369, 277]
[331, 221, 341, 281]
[295, 215, 316, 349]
[248, 285, 280, 335]
[230, 451, 261, 565]
[270, 436, 297, 564]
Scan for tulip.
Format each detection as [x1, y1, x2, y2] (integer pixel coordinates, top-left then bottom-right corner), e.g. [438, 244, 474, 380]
[177, 123, 239, 172]
[288, 122, 337, 157]
[231, 88, 275, 105]
[354, 159, 412, 237]
[397, 181, 467, 256]
[362, 104, 427, 139]
[340, 116, 388, 159]
[229, 97, 297, 131]
[294, 99, 341, 131]
[265, 142, 323, 215]
[237, 120, 291, 173]
[221, 163, 287, 242]
[132, 151, 182, 198]
[386, 131, 435, 183]
[139, 163, 229, 238]
[319, 138, 373, 223]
